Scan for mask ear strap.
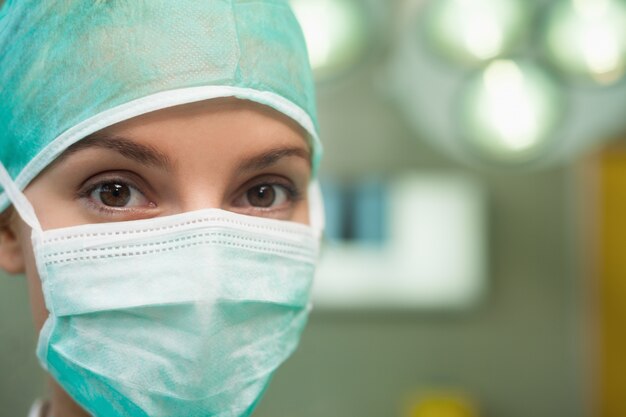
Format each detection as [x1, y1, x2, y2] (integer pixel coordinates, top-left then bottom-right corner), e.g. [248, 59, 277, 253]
[0, 162, 42, 232]
[308, 180, 325, 238]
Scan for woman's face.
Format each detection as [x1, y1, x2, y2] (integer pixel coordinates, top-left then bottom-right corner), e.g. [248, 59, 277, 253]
[1, 98, 312, 331]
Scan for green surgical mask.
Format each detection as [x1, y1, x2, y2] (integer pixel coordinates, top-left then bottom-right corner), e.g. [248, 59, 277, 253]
[0, 160, 320, 417]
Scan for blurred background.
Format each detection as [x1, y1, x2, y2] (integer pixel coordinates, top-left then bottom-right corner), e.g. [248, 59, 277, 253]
[3, 0, 626, 416]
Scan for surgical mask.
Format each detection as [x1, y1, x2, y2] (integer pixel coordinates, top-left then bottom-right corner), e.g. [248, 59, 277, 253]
[0, 163, 320, 417]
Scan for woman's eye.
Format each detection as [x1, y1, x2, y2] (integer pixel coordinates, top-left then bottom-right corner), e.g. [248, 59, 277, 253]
[243, 184, 291, 208]
[89, 181, 149, 208]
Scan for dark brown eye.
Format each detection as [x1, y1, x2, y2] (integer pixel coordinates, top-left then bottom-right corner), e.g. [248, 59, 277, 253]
[232, 181, 297, 215]
[97, 183, 131, 207]
[81, 178, 153, 214]
[246, 185, 277, 208]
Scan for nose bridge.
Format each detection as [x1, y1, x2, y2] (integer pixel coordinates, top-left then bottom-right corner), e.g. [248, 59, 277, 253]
[177, 184, 225, 212]
[173, 170, 226, 213]
[168, 137, 233, 212]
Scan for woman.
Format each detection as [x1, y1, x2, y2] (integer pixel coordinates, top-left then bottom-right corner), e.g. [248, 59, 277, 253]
[0, 1, 323, 416]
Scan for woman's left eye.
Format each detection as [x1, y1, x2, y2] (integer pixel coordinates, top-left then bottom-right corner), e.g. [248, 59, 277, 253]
[238, 184, 293, 209]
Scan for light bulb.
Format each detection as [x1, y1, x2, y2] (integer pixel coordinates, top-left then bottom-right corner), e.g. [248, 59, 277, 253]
[543, 0, 626, 85]
[289, 0, 368, 81]
[460, 60, 563, 162]
[424, 0, 529, 66]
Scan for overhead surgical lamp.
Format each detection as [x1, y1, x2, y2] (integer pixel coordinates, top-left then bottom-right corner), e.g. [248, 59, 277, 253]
[423, 0, 529, 66]
[543, 0, 626, 85]
[289, 0, 369, 81]
[459, 60, 563, 162]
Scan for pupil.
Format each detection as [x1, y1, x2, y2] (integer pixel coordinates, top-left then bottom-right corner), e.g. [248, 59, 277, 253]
[100, 183, 131, 207]
[248, 185, 275, 208]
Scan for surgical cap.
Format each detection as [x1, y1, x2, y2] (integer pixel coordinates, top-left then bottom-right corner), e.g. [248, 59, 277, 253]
[0, 0, 321, 213]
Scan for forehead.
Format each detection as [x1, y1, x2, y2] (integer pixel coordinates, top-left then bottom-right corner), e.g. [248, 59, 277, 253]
[110, 98, 305, 133]
[52, 98, 311, 169]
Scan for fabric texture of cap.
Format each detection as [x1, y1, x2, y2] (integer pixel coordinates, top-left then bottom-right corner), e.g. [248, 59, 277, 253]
[0, 0, 321, 212]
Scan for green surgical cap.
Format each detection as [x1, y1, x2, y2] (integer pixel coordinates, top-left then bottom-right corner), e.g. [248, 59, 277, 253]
[0, 0, 321, 212]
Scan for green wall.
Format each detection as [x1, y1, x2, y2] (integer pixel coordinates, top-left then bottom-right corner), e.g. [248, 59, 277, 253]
[0, 276, 46, 415]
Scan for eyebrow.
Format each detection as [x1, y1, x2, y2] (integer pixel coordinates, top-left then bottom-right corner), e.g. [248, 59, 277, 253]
[235, 147, 311, 175]
[52, 133, 174, 171]
[50, 132, 310, 174]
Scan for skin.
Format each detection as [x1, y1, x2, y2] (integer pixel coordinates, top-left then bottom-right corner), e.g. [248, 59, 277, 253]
[0, 98, 312, 417]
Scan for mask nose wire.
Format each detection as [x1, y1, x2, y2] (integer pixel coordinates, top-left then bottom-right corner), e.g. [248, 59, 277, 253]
[0, 162, 42, 233]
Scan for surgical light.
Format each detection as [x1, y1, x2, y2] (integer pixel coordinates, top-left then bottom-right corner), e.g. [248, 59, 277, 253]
[543, 0, 626, 85]
[424, 0, 528, 66]
[289, 0, 368, 81]
[460, 60, 562, 162]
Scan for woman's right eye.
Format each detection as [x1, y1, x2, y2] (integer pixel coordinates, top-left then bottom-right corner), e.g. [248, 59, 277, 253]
[86, 181, 151, 209]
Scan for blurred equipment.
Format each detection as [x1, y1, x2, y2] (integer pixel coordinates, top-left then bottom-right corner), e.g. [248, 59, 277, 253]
[543, 0, 626, 86]
[289, 0, 370, 81]
[460, 59, 562, 162]
[591, 144, 626, 417]
[314, 174, 487, 309]
[405, 390, 480, 417]
[424, 0, 529, 66]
